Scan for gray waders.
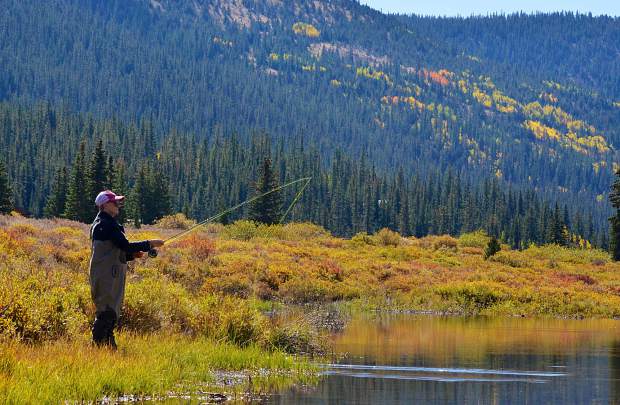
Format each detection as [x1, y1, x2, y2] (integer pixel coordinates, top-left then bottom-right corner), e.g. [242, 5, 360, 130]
[89, 237, 127, 349]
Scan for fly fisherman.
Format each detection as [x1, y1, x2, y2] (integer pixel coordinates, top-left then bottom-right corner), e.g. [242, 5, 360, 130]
[89, 190, 164, 349]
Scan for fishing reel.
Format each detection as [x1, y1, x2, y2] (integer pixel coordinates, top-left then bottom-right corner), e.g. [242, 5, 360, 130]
[148, 248, 158, 258]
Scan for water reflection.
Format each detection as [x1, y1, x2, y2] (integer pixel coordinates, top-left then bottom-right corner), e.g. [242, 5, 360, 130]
[272, 315, 620, 404]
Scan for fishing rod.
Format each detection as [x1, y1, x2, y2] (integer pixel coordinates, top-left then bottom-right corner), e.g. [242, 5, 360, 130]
[147, 177, 312, 258]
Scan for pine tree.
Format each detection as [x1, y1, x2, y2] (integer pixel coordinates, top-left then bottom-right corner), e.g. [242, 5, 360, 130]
[87, 139, 108, 217]
[609, 168, 620, 260]
[147, 164, 172, 224]
[112, 160, 128, 225]
[249, 158, 282, 225]
[0, 159, 13, 214]
[64, 142, 91, 222]
[550, 203, 566, 245]
[44, 167, 68, 218]
[484, 236, 501, 260]
[128, 164, 148, 228]
[105, 155, 116, 190]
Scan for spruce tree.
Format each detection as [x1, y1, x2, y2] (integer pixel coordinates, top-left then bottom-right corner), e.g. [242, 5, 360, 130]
[609, 168, 620, 260]
[147, 164, 172, 224]
[64, 142, 91, 222]
[0, 159, 13, 214]
[87, 139, 108, 217]
[484, 236, 501, 260]
[44, 167, 68, 218]
[249, 158, 282, 225]
[112, 160, 128, 225]
[128, 164, 148, 228]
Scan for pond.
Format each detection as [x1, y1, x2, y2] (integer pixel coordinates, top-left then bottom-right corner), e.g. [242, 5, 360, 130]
[271, 314, 620, 404]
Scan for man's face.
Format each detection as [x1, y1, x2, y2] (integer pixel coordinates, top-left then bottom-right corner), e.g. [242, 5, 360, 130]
[102, 200, 121, 218]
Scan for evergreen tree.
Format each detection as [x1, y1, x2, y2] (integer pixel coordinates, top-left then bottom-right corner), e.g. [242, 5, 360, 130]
[550, 203, 567, 245]
[87, 139, 108, 217]
[249, 158, 282, 225]
[44, 167, 68, 218]
[0, 159, 13, 214]
[64, 142, 91, 222]
[112, 160, 128, 225]
[128, 164, 148, 228]
[484, 236, 501, 260]
[609, 168, 620, 260]
[146, 164, 172, 224]
[105, 155, 116, 190]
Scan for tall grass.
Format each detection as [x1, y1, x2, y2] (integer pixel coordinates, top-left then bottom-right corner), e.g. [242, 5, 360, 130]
[0, 334, 316, 404]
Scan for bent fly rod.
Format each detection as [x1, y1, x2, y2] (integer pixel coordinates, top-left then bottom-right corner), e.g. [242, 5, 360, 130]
[148, 177, 312, 258]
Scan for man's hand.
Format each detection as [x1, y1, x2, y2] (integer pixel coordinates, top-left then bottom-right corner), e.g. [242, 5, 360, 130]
[133, 251, 145, 259]
[149, 239, 165, 248]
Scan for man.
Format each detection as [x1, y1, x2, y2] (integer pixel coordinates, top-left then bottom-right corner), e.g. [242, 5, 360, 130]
[89, 190, 164, 349]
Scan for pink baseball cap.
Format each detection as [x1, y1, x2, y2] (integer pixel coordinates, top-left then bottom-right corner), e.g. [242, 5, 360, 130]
[95, 190, 125, 207]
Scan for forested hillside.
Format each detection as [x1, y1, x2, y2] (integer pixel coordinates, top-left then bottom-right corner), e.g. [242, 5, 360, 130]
[0, 0, 618, 242]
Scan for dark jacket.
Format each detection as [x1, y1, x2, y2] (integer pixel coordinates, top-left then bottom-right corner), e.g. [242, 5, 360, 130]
[91, 211, 151, 261]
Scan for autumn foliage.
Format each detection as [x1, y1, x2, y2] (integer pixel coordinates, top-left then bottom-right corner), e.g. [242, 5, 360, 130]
[2, 215, 620, 345]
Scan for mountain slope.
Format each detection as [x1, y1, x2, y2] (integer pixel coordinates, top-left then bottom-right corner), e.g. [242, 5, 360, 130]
[0, 0, 618, 229]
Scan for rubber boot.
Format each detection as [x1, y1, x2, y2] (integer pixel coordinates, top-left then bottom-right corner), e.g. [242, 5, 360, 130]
[92, 310, 117, 349]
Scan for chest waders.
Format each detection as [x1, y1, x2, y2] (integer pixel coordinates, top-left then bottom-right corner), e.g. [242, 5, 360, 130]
[89, 226, 127, 349]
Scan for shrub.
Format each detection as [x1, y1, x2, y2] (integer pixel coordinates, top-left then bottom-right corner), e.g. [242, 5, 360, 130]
[269, 322, 323, 355]
[122, 279, 193, 333]
[374, 228, 402, 247]
[281, 223, 331, 240]
[219, 305, 267, 347]
[279, 278, 334, 304]
[203, 274, 252, 298]
[351, 232, 374, 245]
[524, 244, 610, 264]
[489, 251, 527, 268]
[458, 230, 490, 248]
[461, 247, 484, 255]
[436, 282, 505, 314]
[156, 213, 196, 229]
[432, 235, 458, 251]
[221, 220, 258, 241]
[175, 234, 215, 261]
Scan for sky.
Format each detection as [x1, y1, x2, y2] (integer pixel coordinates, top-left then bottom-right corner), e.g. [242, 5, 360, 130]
[359, 0, 620, 17]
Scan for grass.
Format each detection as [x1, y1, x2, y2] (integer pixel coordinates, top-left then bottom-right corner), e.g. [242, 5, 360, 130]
[0, 334, 316, 404]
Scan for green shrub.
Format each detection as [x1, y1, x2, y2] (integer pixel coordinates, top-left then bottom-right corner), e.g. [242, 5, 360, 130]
[269, 322, 322, 355]
[436, 282, 505, 313]
[489, 251, 527, 268]
[484, 236, 501, 260]
[122, 279, 193, 333]
[219, 305, 267, 347]
[350, 232, 374, 245]
[458, 230, 490, 248]
[221, 220, 258, 241]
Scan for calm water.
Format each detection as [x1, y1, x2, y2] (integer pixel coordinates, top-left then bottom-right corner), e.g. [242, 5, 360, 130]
[272, 315, 620, 404]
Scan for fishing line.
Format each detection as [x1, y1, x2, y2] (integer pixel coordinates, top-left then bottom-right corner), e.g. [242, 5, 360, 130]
[148, 176, 312, 257]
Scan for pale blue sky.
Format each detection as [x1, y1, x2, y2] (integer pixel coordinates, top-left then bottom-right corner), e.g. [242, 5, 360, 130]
[359, 0, 620, 16]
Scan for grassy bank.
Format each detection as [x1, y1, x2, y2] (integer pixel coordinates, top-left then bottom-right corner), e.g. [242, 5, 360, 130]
[0, 334, 315, 404]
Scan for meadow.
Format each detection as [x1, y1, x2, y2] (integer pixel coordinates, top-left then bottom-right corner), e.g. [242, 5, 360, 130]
[1, 213, 620, 402]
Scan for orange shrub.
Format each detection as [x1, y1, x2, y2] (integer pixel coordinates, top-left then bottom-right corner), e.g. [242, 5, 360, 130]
[175, 234, 215, 261]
